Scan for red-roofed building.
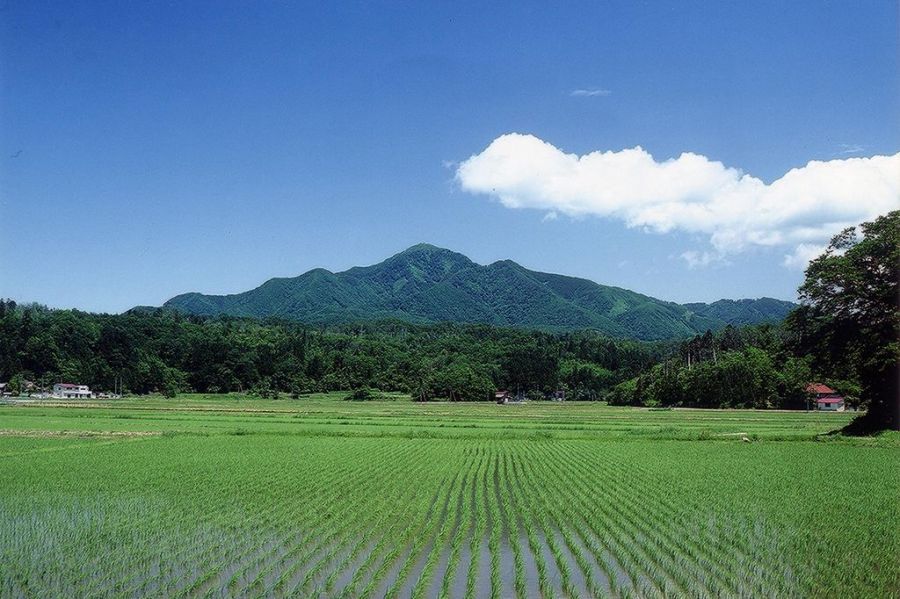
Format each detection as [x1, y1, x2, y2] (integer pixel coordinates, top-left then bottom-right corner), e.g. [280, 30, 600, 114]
[806, 383, 835, 396]
[806, 383, 845, 411]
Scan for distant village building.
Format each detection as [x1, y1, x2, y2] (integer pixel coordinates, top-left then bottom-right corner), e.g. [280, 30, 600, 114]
[495, 390, 512, 404]
[816, 396, 845, 411]
[806, 383, 846, 412]
[52, 383, 92, 399]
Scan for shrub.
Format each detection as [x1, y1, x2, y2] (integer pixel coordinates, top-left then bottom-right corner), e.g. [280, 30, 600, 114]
[345, 387, 374, 401]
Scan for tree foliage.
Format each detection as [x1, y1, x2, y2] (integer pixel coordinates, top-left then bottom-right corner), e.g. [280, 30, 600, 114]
[608, 327, 798, 409]
[787, 210, 899, 431]
[0, 303, 661, 401]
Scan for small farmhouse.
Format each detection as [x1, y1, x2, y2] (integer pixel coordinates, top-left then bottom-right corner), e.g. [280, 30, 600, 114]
[806, 383, 846, 412]
[816, 396, 846, 411]
[52, 383, 92, 399]
[495, 390, 512, 404]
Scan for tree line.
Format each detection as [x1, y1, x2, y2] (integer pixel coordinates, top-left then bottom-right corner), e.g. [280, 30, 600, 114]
[606, 324, 844, 409]
[0, 304, 662, 401]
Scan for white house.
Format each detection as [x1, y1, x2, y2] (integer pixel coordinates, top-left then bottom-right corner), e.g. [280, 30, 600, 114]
[52, 383, 92, 399]
[816, 396, 846, 411]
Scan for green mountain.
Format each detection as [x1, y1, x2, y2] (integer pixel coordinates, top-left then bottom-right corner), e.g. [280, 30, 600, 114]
[161, 244, 795, 340]
[681, 298, 800, 326]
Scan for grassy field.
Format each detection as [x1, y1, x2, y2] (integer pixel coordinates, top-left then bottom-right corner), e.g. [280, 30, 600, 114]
[0, 394, 897, 598]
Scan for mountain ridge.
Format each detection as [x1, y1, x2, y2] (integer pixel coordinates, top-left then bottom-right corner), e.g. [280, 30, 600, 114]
[161, 244, 796, 340]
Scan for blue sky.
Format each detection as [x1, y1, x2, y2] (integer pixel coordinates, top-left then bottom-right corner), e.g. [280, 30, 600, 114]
[2, 1, 897, 313]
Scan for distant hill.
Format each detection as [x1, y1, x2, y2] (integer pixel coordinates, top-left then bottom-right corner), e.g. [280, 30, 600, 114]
[160, 244, 796, 340]
[682, 298, 799, 327]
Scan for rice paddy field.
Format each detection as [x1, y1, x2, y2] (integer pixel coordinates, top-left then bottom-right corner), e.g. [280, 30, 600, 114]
[0, 394, 897, 598]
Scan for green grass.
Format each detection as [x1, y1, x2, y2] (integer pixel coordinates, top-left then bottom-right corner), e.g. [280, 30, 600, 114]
[0, 394, 897, 598]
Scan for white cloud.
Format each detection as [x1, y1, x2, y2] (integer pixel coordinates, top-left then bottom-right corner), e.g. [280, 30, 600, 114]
[680, 250, 720, 269]
[837, 144, 864, 155]
[782, 243, 827, 269]
[542, 211, 558, 222]
[456, 133, 900, 268]
[570, 88, 611, 97]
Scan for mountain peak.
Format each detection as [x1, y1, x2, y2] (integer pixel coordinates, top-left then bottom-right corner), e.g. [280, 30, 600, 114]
[160, 246, 796, 339]
[361, 243, 476, 285]
[393, 243, 469, 261]
[401, 242, 446, 253]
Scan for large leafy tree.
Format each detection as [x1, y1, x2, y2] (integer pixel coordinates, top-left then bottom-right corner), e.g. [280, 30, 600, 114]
[790, 210, 899, 431]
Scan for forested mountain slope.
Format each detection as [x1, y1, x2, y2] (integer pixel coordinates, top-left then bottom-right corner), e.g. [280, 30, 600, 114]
[162, 244, 795, 340]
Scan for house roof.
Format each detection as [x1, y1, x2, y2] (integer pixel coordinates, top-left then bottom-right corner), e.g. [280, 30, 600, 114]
[56, 383, 81, 388]
[817, 396, 845, 404]
[806, 383, 835, 394]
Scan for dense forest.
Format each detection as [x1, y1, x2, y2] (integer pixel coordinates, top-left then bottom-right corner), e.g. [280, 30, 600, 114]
[0, 303, 663, 401]
[607, 324, 856, 409]
[0, 300, 843, 409]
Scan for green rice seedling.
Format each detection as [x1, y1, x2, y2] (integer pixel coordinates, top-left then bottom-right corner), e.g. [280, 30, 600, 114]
[484, 447, 503, 599]
[497, 452, 527, 599]
[283, 444, 431, 596]
[383, 472, 461, 599]
[338, 450, 445, 598]
[438, 451, 484, 599]
[357, 474, 451, 598]
[411, 449, 479, 599]
[501, 450, 553, 598]
[464, 451, 489, 599]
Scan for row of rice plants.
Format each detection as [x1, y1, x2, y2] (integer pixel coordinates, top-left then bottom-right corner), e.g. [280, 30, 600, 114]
[484, 446, 504, 599]
[566, 442, 796, 597]
[351, 470, 452, 598]
[463, 447, 490, 599]
[197, 438, 409, 597]
[495, 450, 527, 598]
[409, 447, 484, 599]
[500, 446, 559, 597]
[437, 450, 485, 599]
[531, 440, 707, 597]
[321, 439, 457, 597]
[273, 439, 449, 598]
[536, 440, 796, 598]
[510, 449, 605, 598]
